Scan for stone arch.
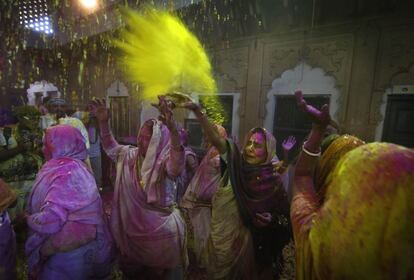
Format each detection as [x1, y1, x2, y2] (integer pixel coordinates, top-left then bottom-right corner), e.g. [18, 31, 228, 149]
[26, 80, 61, 106]
[106, 80, 129, 99]
[264, 63, 340, 132]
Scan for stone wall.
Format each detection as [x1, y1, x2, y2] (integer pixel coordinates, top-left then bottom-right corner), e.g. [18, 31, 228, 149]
[208, 17, 414, 141]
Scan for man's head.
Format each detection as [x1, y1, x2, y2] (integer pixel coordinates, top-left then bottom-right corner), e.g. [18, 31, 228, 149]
[243, 128, 268, 165]
[47, 98, 67, 119]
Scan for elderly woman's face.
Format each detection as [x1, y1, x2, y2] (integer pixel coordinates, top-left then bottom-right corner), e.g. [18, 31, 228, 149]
[137, 123, 153, 158]
[243, 132, 267, 165]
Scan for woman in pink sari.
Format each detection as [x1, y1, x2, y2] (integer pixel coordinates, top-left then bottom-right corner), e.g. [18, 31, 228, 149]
[25, 124, 113, 280]
[89, 98, 187, 279]
[291, 91, 414, 279]
[180, 125, 227, 266]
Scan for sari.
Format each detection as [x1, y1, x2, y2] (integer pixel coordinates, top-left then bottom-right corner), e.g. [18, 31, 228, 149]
[26, 125, 113, 279]
[181, 126, 226, 267]
[205, 127, 293, 279]
[101, 119, 187, 271]
[292, 138, 414, 279]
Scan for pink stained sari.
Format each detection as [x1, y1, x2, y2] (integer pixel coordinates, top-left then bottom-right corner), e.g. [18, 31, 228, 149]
[26, 125, 113, 279]
[103, 120, 187, 269]
[180, 146, 222, 267]
[180, 125, 227, 267]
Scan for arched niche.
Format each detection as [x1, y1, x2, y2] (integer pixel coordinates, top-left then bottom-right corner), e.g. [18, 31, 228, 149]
[26, 80, 61, 106]
[375, 64, 414, 141]
[106, 80, 129, 99]
[264, 63, 340, 132]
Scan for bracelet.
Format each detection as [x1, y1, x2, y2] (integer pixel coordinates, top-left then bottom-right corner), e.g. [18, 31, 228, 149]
[302, 142, 321, 157]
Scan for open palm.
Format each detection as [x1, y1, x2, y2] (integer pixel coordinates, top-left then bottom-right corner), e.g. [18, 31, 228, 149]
[282, 136, 296, 152]
[295, 90, 331, 127]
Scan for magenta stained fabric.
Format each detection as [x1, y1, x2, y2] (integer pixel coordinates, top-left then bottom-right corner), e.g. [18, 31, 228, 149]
[101, 119, 186, 269]
[26, 125, 112, 279]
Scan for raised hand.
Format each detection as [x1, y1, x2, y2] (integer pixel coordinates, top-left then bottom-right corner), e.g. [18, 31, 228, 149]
[88, 99, 109, 122]
[282, 136, 296, 152]
[157, 96, 176, 130]
[166, 92, 194, 107]
[295, 90, 331, 127]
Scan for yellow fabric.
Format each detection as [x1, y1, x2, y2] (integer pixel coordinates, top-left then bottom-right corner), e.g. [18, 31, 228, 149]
[310, 143, 414, 279]
[204, 175, 256, 279]
[315, 135, 364, 202]
[291, 189, 318, 280]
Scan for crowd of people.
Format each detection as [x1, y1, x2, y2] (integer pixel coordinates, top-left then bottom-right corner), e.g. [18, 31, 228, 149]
[0, 91, 413, 280]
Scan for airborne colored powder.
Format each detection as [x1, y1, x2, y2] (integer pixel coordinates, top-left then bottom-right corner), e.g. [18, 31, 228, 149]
[114, 7, 226, 125]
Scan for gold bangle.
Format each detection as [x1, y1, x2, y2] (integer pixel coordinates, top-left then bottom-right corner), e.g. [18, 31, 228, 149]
[302, 142, 321, 157]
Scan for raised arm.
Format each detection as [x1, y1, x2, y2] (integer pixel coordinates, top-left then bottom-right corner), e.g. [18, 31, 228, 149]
[293, 90, 330, 186]
[158, 96, 185, 178]
[181, 100, 227, 155]
[88, 99, 123, 162]
[291, 90, 331, 233]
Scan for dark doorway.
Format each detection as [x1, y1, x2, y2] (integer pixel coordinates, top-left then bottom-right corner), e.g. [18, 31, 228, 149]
[109, 96, 130, 139]
[382, 94, 414, 148]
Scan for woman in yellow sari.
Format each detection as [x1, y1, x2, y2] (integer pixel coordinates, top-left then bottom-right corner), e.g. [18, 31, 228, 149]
[292, 90, 414, 279]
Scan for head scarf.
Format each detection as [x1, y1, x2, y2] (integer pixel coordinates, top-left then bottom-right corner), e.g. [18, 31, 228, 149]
[0, 179, 16, 213]
[227, 127, 288, 228]
[58, 117, 90, 149]
[321, 133, 340, 154]
[315, 134, 365, 202]
[42, 124, 87, 161]
[26, 124, 102, 274]
[181, 125, 227, 207]
[242, 127, 276, 163]
[139, 119, 172, 203]
[310, 143, 414, 279]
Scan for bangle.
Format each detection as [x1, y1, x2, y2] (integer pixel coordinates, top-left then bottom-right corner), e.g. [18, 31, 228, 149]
[302, 142, 321, 157]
